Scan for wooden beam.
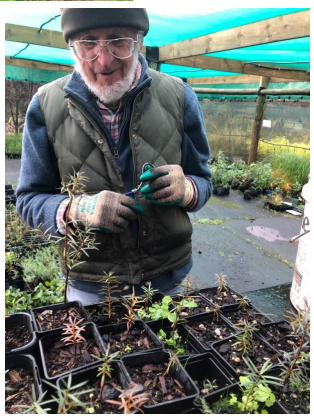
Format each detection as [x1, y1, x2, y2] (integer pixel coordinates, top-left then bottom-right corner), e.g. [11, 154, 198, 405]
[5, 57, 73, 73]
[165, 55, 310, 82]
[192, 87, 310, 96]
[6, 23, 147, 56]
[159, 10, 310, 61]
[248, 77, 270, 165]
[187, 75, 305, 85]
[5, 23, 68, 49]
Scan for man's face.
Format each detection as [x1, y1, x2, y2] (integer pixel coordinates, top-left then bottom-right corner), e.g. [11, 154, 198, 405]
[72, 27, 142, 88]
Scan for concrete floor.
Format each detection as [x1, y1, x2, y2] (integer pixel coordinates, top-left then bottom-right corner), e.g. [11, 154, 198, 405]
[188, 190, 301, 319]
[6, 158, 301, 319]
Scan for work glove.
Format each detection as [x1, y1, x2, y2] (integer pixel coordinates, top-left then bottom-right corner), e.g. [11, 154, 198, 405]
[69, 191, 144, 233]
[139, 164, 194, 207]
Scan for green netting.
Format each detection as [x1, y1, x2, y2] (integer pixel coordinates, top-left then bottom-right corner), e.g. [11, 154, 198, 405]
[5, 65, 70, 84]
[193, 82, 310, 101]
[5, 8, 310, 83]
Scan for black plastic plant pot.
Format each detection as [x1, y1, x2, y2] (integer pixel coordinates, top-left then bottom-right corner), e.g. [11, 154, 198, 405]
[263, 365, 309, 414]
[199, 286, 246, 309]
[55, 362, 131, 414]
[5, 312, 37, 356]
[211, 333, 282, 380]
[5, 354, 43, 412]
[216, 186, 230, 196]
[39, 322, 106, 383]
[98, 320, 163, 357]
[85, 300, 132, 327]
[181, 407, 203, 413]
[182, 312, 236, 352]
[264, 201, 291, 211]
[257, 320, 310, 357]
[31, 301, 89, 335]
[121, 350, 200, 414]
[171, 292, 215, 323]
[219, 303, 274, 331]
[238, 181, 252, 193]
[183, 352, 234, 397]
[149, 322, 203, 359]
[197, 382, 287, 414]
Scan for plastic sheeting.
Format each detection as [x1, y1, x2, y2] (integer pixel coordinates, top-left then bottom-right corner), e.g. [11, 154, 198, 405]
[5, 8, 310, 85]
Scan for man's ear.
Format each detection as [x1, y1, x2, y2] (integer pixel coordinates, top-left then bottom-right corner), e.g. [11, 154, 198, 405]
[138, 38, 144, 53]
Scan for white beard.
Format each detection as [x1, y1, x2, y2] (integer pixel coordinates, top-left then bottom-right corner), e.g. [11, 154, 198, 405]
[74, 51, 139, 105]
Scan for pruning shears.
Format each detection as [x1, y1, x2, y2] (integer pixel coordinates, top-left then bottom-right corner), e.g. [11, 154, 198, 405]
[124, 162, 154, 199]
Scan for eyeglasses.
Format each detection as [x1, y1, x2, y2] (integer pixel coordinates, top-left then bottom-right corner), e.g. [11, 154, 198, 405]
[69, 34, 139, 61]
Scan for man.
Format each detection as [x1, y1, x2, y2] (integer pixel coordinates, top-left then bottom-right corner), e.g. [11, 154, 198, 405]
[16, 8, 212, 304]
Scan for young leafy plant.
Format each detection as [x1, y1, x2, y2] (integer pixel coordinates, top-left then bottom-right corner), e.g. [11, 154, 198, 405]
[230, 356, 283, 414]
[20, 246, 62, 289]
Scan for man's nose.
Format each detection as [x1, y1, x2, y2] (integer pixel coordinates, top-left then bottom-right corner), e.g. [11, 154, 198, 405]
[96, 45, 115, 65]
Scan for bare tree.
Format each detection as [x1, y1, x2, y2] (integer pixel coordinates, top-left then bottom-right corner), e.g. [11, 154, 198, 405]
[5, 80, 43, 134]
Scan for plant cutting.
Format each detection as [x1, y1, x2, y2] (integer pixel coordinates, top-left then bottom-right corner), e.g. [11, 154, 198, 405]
[222, 298, 272, 329]
[183, 353, 233, 397]
[122, 350, 199, 413]
[91, 346, 120, 398]
[200, 274, 242, 307]
[37, 171, 98, 316]
[228, 357, 283, 414]
[213, 322, 281, 376]
[100, 319, 162, 357]
[60, 316, 87, 357]
[32, 302, 87, 332]
[86, 271, 127, 326]
[197, 357, 282, 414]
[45, 374, 95, 414]
[106, 382, 151, 414]
[183, 312, 235, 351]
[40, 322, 106, 380]
[273, 302, 310, 414]
[141, 281, 159, 311]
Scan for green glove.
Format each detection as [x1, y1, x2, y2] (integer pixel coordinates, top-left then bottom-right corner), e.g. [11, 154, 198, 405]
[139, 165, 194, 207]
[69, 191, 144, 233]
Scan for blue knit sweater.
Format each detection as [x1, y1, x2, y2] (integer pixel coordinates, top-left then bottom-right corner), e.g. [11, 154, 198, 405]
[16, 54, 212, 288]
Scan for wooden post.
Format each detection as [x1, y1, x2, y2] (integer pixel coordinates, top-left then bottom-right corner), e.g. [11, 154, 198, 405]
[248, 76, 270, 165]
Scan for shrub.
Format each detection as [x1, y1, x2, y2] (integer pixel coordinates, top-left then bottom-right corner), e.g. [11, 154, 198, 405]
[20, 246, 62, 289]
[266, 152, 310, 188]
[5, 134, 22, 155]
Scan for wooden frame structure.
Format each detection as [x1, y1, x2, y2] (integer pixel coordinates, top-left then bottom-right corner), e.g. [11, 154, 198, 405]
[5, 10, 310, 162]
